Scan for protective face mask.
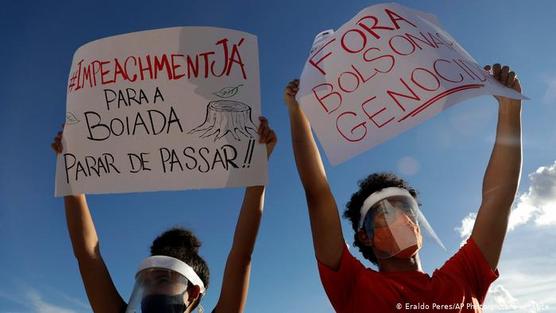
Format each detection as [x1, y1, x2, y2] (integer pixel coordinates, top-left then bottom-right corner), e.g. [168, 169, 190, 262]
[372, 212, 423, 259]
[141, 291, 188, 313]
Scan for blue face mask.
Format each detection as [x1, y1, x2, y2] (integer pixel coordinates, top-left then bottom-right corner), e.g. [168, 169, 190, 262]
[141, 291, 188, 313]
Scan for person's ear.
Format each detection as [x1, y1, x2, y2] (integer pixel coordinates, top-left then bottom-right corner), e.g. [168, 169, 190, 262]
[185, 285, 201, 306]
[357, 229, 373, 247]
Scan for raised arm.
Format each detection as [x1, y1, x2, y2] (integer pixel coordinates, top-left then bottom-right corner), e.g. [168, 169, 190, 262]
[52, 132, 125, 313]
[471, 64, 523, 270]
[284, 80, 345, 269]
[213, 117, 276, 313]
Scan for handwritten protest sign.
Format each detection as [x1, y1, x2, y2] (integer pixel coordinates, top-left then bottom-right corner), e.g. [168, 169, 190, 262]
[55, 27, 266, 196]
[298, 3, 527, 165]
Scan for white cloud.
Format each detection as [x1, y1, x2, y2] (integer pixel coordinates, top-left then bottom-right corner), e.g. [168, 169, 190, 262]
[453, 161, 556, 312]
[455, 161, 556, 243]
[483, 286, 548, 313]
[481, 228, 556, 312]
[483, 284, 518, 310]
[510, 161, 556, 229]
[455, 212, 476, 245]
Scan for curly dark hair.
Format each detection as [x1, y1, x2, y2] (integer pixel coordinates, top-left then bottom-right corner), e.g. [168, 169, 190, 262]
[150, 227, 210, 309]
[343, 172, 419, 265]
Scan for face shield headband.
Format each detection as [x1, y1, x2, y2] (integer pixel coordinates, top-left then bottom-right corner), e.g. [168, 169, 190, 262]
[137, 256, 206, 295]
[359, 187, 446, 258]
[125, 255, 206, 313]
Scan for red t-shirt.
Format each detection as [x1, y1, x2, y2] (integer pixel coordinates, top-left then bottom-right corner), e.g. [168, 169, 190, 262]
[318, 238, 498, 313]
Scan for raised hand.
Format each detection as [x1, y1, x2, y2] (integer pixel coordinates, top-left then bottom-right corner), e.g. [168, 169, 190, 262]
[484, 63, 522, 105]
[257, 116, 277, 158]
[283, 79, 300, 110]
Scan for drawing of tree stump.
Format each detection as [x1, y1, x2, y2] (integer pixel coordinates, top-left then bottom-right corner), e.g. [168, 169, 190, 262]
[188, 100, 257, 141]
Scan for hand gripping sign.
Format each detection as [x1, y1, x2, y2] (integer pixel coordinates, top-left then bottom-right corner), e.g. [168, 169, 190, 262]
[55, 27, 266, 196]
[297, 3, 527, 165]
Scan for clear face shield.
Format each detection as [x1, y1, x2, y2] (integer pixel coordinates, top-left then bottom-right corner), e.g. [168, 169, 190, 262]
[125, 256, 206, 313]
[359, 187, 446, 259]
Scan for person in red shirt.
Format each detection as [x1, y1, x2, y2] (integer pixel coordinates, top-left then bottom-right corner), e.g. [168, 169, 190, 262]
[283, 63, 522, 312]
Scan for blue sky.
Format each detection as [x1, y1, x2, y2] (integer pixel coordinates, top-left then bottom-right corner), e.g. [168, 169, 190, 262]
[1, 1, 556, 312]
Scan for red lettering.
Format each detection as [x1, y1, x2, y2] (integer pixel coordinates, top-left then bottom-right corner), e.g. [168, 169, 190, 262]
[309, 38, 336, 75]
[459, 60, 487, 82]
[199, 51, 215, 78]
[92, 60, 101, 77]
[362, 48, 396, 73]
[398, 84, 484, 122]
[124, 56, 138, 82]
[312, 83, 343, 113]
[336, 111, 367, 142]
[433, 59, 463, 83]
[100, 61, 114, 84]
[82, 63, 95, 88]
[386, 78, 421, 111]
[338, 71, 360, 93]
[341, 29, 367, 53]
[68, 68, 78, 92]
[429, 32, 455, 50]
[356, 15, 395, 40]
[187, 55, 199, 78]
[384, 8, 417, 29]
[410, 67, 440, 91]
[227, 38, 247, 79]
[453, 59, 478, 80]
[361, 96, 395, 128]
[171, 54, 186, 80]
[75, 60, 85, 91]
[351, 63, 377, 84]
[389, 35, 416, 56]
[138, 55, 153, 81]
[406, 32, 437, 49]
[113, 58, 129, 82]
[211, 38, 229, 77]
[153, 54, 173, 80]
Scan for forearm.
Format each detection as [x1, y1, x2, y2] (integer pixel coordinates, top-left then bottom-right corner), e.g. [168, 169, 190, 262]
[229, 186, 265, 259]
[214, 186, 264, 313]
[482, 102, 522, 206]
[288, 105, 331, 198]
[472, 101, 522, 269]
[64, 194, 100, 259]
[64, 195, 125, 313]
[287, 105, 344, 268]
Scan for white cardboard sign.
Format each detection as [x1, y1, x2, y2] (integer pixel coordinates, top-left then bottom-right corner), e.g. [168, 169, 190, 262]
[298, 3, 527, 165]
[55, 27, 267, 196]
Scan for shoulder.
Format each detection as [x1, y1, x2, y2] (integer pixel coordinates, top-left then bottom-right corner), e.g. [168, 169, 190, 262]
[433, 238, 499, 297]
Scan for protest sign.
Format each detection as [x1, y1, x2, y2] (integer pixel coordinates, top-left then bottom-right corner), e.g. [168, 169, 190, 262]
[298, 3, 527, 165]
[55, 27, 266, 196]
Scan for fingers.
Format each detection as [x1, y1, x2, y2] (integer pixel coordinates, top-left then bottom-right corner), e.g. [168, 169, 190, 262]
[506, 71, 516, 87]
[51, 138, 62, 153]
[492, 63, 501, 80]
[257, 116, 276, 144]
[267, 129, 277, 146]
[512, 77, 522, 93]
[257, 116, 270, 143]
[485, 63, 522, 93]
[264, 128, 277, 145]
[285, 79, 300, 97]
[50, 142, 59, 153]
[500, 65, 510, 85]
[52, 129, 64, 154]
